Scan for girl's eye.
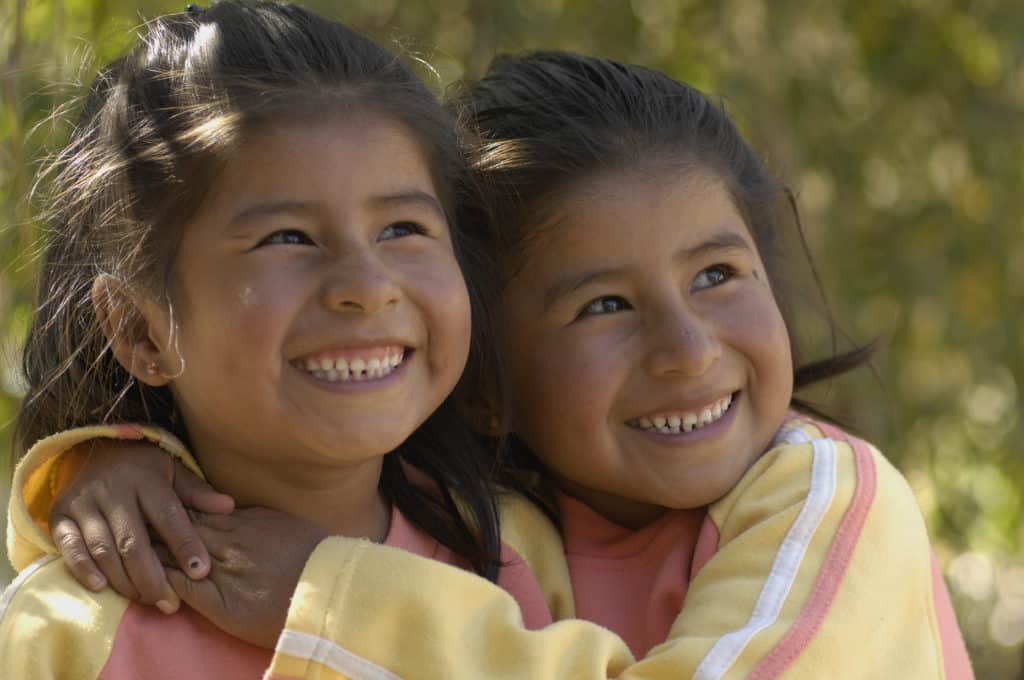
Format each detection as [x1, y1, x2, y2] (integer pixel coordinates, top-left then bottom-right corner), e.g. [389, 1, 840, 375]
[578, 296, 632, 318]
[379, 221, 426, 241]
[257, 229, 314, 247]
[692, 265, 735, 291]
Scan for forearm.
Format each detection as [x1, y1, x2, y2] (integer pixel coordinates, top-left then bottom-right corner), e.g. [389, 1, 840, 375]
[7, 424, 198, 570]
[267, 537, 637, 680]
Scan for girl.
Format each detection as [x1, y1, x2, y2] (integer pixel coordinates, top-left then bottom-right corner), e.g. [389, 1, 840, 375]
[6, 50, 973, 678]
[0, 4, 564, 678]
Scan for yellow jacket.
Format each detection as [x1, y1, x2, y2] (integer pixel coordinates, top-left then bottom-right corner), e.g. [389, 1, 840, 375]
[4, 418, 973, 679]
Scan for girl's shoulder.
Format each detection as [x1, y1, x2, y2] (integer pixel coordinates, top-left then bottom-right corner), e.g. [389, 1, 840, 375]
[709, 412, 926, 545]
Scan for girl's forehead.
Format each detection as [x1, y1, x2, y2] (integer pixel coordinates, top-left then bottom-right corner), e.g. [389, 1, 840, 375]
[506, 169, 756, 290]
[539, 167, 739, 241]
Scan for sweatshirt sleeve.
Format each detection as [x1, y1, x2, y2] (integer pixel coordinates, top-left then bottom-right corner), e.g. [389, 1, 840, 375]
[264, 422, 973, 680]
[0, 556, 130, 680]
[6, 424, 202, 571]
[264, 535, 638, 680]
[627, 420, 974, 680]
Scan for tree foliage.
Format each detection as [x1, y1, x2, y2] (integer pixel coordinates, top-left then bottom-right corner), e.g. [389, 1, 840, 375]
[1, 0, 1021, 675]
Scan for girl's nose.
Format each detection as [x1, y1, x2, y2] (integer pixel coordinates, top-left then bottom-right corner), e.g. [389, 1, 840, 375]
[645, 303, 722, 377]
[321, 251, 401, 314]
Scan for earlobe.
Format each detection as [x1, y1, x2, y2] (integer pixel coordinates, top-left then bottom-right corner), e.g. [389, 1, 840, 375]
[91, 274, 173, 386]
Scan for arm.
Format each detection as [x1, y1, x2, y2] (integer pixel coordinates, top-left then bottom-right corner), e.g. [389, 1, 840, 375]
[632, 421, 973, 679]
[7, 425, 232, 606]
[265, 424, 972, 680]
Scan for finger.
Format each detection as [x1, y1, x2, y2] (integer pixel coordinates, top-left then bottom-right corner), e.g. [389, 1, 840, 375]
[166, 566, 224, 622]
[139, 484, 211, 580]
[181, 519, 236, 563]
[185, 509, 239, 532]
[150, 540, 176, 570]
[76, 512, 139, 601]
[51, 516, 107, 591]
[102, 501, 180, 613]
[173, 462, 235, 515]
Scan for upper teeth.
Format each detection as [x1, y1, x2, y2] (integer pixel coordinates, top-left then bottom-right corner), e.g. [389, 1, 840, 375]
[299, 350, 404, 382]
[632, 394, 733, 434]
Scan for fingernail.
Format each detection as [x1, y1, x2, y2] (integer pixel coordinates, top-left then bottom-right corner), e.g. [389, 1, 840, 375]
[156, 599, 178, 615]
[87, 574, 106, 591]
[187, 557, 204, 575]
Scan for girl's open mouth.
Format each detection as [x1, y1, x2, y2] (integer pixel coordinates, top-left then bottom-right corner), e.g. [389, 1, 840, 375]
[627, 392, 737, 435]
[293, 346, 408, 383]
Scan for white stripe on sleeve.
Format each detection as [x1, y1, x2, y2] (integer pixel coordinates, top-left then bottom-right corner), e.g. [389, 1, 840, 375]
[693, 436, 838, 680]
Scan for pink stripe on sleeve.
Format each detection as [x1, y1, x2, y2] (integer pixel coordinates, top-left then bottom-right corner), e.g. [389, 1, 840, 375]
[748, 434, 877, 679]
[930, 552, 975, 679]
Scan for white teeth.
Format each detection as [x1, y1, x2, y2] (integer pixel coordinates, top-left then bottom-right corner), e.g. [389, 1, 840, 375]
[298, 350, 406, 383]
[633, 394, 735, 434]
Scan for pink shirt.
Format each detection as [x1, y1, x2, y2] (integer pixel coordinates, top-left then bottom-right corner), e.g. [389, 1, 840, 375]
[559, 494, 717, 658]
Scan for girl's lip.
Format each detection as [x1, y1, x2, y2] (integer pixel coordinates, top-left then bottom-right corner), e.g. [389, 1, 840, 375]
[628, 391, 741, 443]
[292, 340, 412, 363]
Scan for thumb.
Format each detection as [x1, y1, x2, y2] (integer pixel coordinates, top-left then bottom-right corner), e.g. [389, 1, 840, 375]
[172, 462, 235, 514]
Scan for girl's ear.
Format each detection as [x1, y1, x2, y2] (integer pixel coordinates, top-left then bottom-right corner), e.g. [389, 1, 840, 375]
[91, 274, 175, 387]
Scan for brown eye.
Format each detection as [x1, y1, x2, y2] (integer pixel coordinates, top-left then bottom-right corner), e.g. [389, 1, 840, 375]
[692, 265, 735, 291]
[257, 229, 314, 247]
[578, 296, 631, 319]
[379, 221, 426, 240]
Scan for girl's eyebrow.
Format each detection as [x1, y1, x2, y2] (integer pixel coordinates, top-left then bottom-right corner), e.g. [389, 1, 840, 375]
[368, 189, 446, 220]
[226, 190, 445, 229]
[542, 228, 753, 311]
[543, 267, 625, 311]
[228, 199, 312, 228]
[676, 229, 753, 261]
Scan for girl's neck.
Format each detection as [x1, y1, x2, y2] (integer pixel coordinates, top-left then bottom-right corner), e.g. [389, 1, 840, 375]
[196, 444, 391, 542]
[556, 475, 669, 530]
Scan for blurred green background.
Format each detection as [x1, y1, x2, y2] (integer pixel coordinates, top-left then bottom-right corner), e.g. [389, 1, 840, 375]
[1, 0, 1022, 675]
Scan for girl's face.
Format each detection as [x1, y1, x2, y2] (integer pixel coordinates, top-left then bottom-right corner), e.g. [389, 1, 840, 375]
[163, 116, 471, 478]
[498, 168, 793, 528]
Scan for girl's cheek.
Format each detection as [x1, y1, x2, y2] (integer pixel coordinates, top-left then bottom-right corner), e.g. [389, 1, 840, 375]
[237, 285, 262, 310]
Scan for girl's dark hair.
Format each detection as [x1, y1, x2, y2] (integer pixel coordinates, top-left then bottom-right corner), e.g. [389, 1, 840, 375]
[16, 0, 501, 578]
[455, 51, 875, 505]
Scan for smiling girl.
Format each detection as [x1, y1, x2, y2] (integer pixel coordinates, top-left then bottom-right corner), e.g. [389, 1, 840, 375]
[0, 4, 561, 678]
[5, 48, 972, 679]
